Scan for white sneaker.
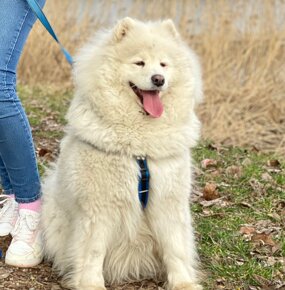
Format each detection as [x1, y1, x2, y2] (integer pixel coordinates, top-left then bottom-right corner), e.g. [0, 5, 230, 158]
[5, 209, 44, 267]
[0, 194, 19, 236]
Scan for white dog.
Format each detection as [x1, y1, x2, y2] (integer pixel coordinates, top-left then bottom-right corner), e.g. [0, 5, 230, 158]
[41, 17, 203, 290]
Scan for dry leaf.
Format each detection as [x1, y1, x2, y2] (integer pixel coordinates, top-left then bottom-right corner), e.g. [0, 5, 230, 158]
[0, 268, 12, 279]
[200, 197, 230, 207]
[38, 147, 51, 157]
[261, 172, 273, 182]
[267, 212, 281, 221]
[242, 158, 252, 166]
[216, 277, 226, 285]
[249, 178, 265, 194]
[238, 202, 255, 209]
[210, 170, 221, 177]
[225, 165, 243, 178]
[251, 233, 276, 246]
[240, 226, 256, 235]
[252, 274, 271, 286]
[272, 244, 281, 254]
[267, 256, 277, 266]
[267, 159, 281, 168]
[201, 158, 217, 169]
[251, 146, 260, 152]
[203, 183, 220, 201]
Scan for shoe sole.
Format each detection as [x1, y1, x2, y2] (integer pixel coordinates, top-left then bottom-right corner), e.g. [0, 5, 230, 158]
[5, 257, 43, 268]
[0, 232, 11, 237]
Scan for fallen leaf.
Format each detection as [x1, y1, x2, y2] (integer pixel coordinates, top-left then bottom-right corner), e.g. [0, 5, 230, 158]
[210, 170, 221, 177]
[200, 197, 230, 207]
[236, 258, 245, 265]
[201, 158, 217, 169]
[206, 143, 220, 151]
[251, 145, 260, 152]
[240, 226, 256, 235]
[0, 268, 12, 279]
[249, 178, 265, 194]
[261, 172, 273, 182]
[242, 158, 252, 166]
[272, 244, 281, 254]
[216, 277, 226, 285]
[238, 202, 255, 209]
[251, 233, 276, 246]
[38, 147, 52, 157]
[267, 256, 277, 266]
[203, 182, 220, 201]
[252, 274, 271, 287]
[225, 165, 243, 178]
[267, 212, 281, 221]
[266, 167, 281, 173]
[267, 159, 281, 168]
[201, 208, 225, 218]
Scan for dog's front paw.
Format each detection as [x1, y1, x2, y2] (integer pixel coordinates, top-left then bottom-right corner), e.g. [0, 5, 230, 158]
[173, 282, 203, 290]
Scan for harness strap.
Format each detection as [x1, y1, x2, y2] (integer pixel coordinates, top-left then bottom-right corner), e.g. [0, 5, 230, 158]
[26, 0, 73, 65]
[136, 156, 150, 209]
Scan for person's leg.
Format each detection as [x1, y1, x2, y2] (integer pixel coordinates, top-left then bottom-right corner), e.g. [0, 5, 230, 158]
[0, 156, 14, 195]
[0, 0, 46, 266]
[0, 0, 46, 207]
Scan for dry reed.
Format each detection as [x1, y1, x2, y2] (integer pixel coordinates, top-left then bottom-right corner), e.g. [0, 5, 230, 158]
[19, 0, 285, 154]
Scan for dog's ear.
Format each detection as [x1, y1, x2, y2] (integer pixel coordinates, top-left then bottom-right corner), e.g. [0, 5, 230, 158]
[161, 19, 179, 38]
[113, 17, 135, 42]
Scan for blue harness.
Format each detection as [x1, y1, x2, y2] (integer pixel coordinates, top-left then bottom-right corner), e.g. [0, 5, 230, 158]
[136, 157, 150, 209]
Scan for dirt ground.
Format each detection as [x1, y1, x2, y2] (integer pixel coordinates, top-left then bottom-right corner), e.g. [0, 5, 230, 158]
[0, 235, 163, 289]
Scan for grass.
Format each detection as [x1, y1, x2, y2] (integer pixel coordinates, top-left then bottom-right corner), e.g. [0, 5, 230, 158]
[192, 144, 284, 289]
[17, 0, 285, 155]
[17, 85, 285, 290]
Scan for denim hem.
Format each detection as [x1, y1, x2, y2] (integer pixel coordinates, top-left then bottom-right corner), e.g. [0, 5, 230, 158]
[15, 191, 42, 203]
[3, 189, 14, 195]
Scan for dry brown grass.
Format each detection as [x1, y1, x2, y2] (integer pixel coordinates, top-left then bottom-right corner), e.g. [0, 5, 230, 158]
[19, 0, 285, 154]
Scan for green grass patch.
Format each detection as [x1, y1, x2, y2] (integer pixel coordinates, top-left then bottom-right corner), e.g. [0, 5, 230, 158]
[193, 144, 284, 289]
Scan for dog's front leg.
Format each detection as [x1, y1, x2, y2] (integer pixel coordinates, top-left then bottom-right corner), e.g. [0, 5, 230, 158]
[147, 197, 202, 290]
[71, 218, 109, 290]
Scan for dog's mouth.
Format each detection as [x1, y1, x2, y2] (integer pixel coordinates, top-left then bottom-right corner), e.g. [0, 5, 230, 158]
[129, 82, 163, 118]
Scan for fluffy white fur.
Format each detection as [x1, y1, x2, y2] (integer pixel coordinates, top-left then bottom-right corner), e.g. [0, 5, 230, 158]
[41, 18, 203, 290]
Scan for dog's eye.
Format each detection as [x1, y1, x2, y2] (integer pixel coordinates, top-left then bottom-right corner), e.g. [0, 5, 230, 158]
[134, 61, 145, 67]
[160, 62, 167, 67]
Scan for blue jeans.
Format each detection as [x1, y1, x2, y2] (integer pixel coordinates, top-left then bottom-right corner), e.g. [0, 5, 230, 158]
[0, 0, 46, 203]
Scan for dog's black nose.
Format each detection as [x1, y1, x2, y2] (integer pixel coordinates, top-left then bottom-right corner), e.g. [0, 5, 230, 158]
[151, 74, 165, 87]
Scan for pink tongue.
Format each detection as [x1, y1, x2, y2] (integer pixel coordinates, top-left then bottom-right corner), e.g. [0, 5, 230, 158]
[141, 91, 163, 118]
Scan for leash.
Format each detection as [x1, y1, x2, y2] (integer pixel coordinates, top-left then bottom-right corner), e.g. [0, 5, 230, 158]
[26, 0, 73, 65]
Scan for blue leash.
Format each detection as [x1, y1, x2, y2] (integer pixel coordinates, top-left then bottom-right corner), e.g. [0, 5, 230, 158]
[26, 0, 73, 65]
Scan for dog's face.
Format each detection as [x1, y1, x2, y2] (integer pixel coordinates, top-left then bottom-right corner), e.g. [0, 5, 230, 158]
[70, 18, 203, 156]
[113, 18, 184, 119]
[74, 18, 202, 125]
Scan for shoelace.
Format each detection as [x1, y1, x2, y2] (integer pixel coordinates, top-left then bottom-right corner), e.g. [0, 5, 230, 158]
[11, 212, 38, 242]
[0, 193, 12, 204]
[0, 194, 16, 220]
